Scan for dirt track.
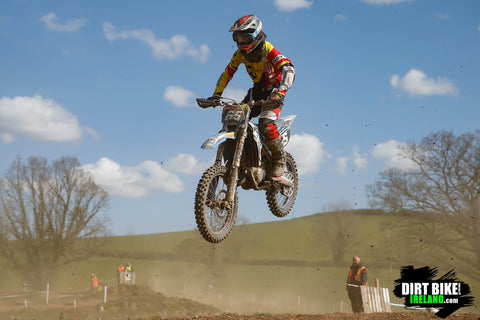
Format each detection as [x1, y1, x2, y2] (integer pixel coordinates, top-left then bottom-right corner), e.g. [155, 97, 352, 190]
[149, 313, 480, 320]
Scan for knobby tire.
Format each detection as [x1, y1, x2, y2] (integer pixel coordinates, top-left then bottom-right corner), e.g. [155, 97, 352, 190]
[266, 152, 298, 217]
[194, 165, 238, 243]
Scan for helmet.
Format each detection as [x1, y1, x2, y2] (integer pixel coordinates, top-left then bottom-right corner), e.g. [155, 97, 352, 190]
[230, 15, 266, 56]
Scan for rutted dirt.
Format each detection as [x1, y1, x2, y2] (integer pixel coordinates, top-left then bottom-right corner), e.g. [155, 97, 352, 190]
[148, 313, 479, 320]
[2, 287, 478, 320]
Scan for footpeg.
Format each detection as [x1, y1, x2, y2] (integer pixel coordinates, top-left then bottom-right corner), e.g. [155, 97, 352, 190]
[271, 174, 293, 187]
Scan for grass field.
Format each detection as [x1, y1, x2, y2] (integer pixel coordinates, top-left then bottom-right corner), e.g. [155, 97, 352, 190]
[0, 209, 478, 317]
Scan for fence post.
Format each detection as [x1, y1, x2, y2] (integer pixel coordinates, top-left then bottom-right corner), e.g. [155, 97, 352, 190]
[104, 285, 107, 304]
[46, 283, 49, 305]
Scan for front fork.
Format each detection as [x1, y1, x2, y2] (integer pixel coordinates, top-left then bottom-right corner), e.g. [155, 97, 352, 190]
[222, 124, 248, 211]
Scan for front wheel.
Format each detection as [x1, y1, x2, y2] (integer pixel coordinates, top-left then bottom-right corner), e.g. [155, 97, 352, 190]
[266, 152, 298, 217]
[194, 165, 238, 243]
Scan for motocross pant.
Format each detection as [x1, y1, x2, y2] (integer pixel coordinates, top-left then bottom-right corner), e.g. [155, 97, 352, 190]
[242, 86, 285, 177]
[242, 86, 283, 141]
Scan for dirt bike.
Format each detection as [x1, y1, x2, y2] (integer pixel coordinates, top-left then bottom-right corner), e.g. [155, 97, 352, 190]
[194, 97, 299, 243]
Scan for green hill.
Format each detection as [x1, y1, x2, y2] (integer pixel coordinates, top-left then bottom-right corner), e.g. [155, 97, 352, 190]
[0, 209, 478, 318]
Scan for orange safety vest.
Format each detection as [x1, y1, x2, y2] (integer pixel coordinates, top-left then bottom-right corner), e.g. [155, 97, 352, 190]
[348, 266, 368, 286]
[91, 277, 99, 287]
[117, 266, 124, 273]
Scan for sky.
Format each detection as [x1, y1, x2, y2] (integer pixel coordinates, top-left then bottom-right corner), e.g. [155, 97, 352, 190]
[0, 0, 479, 236]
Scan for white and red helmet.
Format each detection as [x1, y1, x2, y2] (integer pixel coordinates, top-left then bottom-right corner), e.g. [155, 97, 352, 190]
[230, 15, 266, 54]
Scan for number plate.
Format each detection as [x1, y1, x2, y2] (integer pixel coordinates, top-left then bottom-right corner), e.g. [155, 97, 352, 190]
[222, 105, 246, 125]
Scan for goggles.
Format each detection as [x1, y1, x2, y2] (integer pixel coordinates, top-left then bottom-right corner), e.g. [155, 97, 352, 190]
[233, 32, 253, 45]
[234, 32, 254, 45]
[232, 25, 261, 45]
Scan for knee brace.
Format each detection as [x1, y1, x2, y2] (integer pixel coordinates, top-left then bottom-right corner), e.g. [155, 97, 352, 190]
[259, 119, 279, 141]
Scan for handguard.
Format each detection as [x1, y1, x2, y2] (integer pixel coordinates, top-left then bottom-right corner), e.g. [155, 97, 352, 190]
[197, 98, 220, 109]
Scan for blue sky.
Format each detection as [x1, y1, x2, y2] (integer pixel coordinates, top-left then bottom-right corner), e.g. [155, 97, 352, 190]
[0, 0, 479, 235]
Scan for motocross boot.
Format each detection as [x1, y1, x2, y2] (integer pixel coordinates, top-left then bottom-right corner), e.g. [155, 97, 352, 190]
[265, 136, 286, 179]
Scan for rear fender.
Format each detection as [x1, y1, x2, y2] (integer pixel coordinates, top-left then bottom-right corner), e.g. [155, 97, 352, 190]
[274, 115, 296, 148]
[201, 131, 236, 149]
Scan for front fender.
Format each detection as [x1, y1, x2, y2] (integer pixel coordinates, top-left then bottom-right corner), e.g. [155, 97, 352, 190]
[201, 131, 236, 149]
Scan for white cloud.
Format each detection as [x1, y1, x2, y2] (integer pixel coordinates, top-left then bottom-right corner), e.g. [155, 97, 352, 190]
[274, 0, 313, 12]
[165, 153, 210, 175]
[83, 157, 184, 198]
[286, 133, 329, 176]
[336, 14, 347, 21]
[352, 145, 368, 169]
[334, 157, 348, 175]
[333, 146, 368, 175]
[362, 0, 414, 4]
[0, 95, 90, 143]
[40, 12, 87, 32]
[222, 88, 248, 103]
[103, 22, 210, 62]
[371, 140, 417, 170]
[85, 127, 101, 140]
[390, 68, 458, 97]
[164, 86, 195, 108]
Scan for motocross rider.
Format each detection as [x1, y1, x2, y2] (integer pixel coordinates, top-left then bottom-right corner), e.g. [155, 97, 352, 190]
[209, 14, 295, 182]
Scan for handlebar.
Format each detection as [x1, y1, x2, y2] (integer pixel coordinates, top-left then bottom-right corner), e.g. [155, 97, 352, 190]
[196, 97, 282, 110]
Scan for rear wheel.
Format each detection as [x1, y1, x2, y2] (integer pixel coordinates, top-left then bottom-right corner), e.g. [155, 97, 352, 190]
[194, 165, 238, 243]
[266, 152, 298, 217]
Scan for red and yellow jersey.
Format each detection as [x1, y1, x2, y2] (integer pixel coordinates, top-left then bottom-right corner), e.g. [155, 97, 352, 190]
[214, 41, 293, 97]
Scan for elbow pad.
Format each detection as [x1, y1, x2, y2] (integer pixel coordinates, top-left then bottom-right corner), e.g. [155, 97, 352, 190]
[278, 65, 295, 93]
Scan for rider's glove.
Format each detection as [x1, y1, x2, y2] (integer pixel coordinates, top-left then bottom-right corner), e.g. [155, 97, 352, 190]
[197, 95, 220, 109]
[208, 95, 221, 102]
[202, 95, 221, 108]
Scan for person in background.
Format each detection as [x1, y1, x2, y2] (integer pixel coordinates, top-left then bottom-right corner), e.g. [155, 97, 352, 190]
[346, 255, 368, 313]
[91, 273, 99, 291]
[117, 263, 125, 284]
